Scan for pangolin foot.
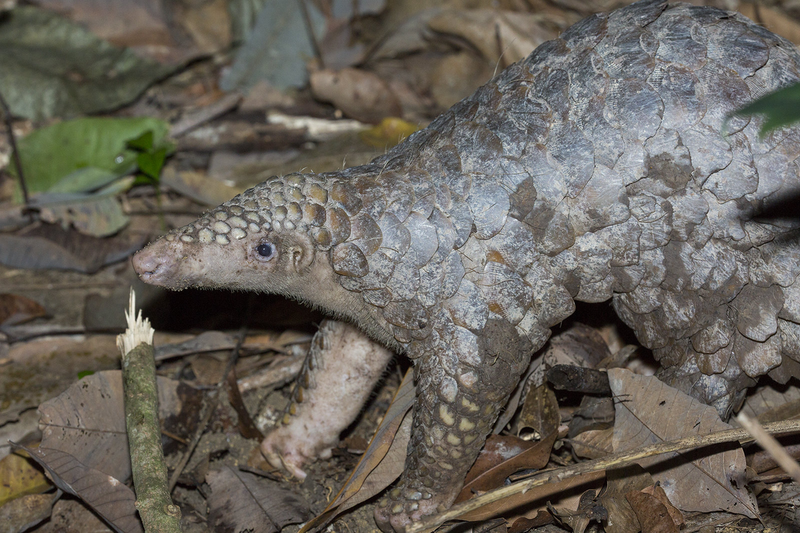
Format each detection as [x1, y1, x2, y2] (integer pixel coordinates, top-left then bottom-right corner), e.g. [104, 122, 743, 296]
[374, 481, 445, 532]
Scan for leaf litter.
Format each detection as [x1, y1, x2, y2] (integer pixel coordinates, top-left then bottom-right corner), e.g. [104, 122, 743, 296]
[2, 0, 800, 532]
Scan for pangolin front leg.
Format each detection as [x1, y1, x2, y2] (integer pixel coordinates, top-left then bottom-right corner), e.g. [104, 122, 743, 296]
[374, 319, 535, 532]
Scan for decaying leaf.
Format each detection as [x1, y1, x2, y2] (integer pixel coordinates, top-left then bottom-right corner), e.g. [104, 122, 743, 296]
[571, 428, 614, 460]
[549, 489, 609, 533]
[515, 383, 560, 440]
[310, 68, 402, 124]
[739, 383, 800, 424]
[598, 465, 653, 533]
[457, 470, 607, 523]
[457, 432, 557, 503]
[38, 188, 131, 238]
[569, 396, 615, 438]
[20, 445, 143, 533]
[426, 9, 556, 68]
[159, 167, 245, 208]
[0, 491, 61, 533]
[0, 6, 173, 121]
[206, 466, 311, 532]
[0, 336, 121, 427]
[38, 370, 201, 483]
[500, 324, 612, 431]
[626, 484, 684, 533]
[359, 117, 419, 149]
[220, 0, 324, 91]
[0, 223, 146, 273]
[608, 369, 758, 518]
[0, 452, 52, 506]
[0, 294, 46, 327]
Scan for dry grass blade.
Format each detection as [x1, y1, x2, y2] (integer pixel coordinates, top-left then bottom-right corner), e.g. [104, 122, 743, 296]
[736, 412, 800, 483]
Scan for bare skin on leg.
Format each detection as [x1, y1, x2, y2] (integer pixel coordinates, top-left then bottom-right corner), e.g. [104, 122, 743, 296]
[261, 319, 394, 479]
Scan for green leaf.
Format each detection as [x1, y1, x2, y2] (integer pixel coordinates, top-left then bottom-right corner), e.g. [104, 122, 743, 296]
[136, 146, 168, 181]
[126, 130, 155, 152]
[730, 82, 800, 136]
[0, 6, 175, 121]
[11, 117, 170, 201]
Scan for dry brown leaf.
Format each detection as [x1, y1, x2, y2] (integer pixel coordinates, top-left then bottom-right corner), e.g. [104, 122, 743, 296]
[569, 396, 614, 437]
[501, 324, 612, 432]
[549, 489, 608, 533]
[206, 466, 311, 532]
[299, 369, 414, 532]
[0, 223, 146, 273]
[507, 510, 554, 533]
[571, 428, 614, 460]
[738, 383, 800, 424]
[21, 445, 143, 533]
[36, 0, 230, 63]
[0, 336, 121, 426]
[38, 370, 202, 483]
[456, 431, 557, 502]
[516, 383, 560, 439]
[599, 465, 653, 533]
[626, 486, 681, 533]
[310, 68, 402, 124]
[0, 294, 46, 326]
[458, 470, 606, 522]
[153, 330, 236, 361]
[427, 9, 556, 68]
[642, 484, 684, 528]
[608, 369, 758, 518]
[160, 167, 245, 207]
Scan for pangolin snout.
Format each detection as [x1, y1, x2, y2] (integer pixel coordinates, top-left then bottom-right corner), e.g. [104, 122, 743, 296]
[132, 246, 172, 287]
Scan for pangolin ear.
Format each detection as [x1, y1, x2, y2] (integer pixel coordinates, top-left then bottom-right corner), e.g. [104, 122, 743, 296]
[290, 234, 315, 272]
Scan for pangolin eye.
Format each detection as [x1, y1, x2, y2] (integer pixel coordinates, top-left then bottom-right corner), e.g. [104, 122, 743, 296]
[255, 242, 276, 261]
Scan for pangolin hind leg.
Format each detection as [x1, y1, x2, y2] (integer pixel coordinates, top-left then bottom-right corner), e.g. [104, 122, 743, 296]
[261, 319, 393, 478]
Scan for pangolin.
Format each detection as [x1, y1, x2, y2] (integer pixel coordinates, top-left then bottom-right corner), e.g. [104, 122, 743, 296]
[132, 0, 800, 529]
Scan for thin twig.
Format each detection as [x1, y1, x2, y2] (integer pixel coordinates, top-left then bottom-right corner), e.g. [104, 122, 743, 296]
[169, 93, 242, 137]
[407, 419, 800, 533]
[168, 392, 217, 492]
[298, 0, 324, 68]
[737, 413, 800, 483]
[0, 89, 32, 217]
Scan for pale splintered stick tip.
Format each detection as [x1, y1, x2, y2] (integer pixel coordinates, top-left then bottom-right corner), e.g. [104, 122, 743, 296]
[117, 288, 155, 356]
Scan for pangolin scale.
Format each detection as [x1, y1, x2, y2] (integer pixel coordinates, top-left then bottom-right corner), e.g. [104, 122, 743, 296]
[133, 0, 800, 529]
